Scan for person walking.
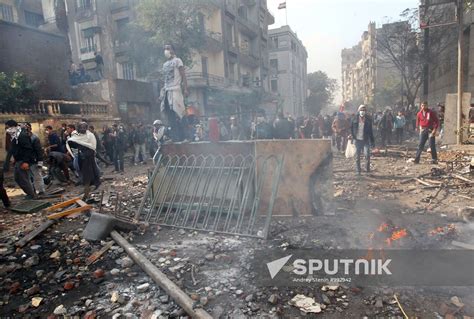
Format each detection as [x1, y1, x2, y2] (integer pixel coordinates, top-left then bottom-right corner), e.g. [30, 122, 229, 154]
[378, 108, 394, 147]
[393, 111, 406, 145]
[94, 52, 104, 79]
[351, 105, 375, 175]
[66, 122, 100, 200]
[5, 120, 36, 199]
[112, 124, 127, 173]
[26, 123, 46, 195]
[414, 101, 439, 164]
[132, 123, 147, 165]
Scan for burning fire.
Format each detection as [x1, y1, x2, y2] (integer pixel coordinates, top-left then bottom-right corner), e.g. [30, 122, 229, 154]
[369, 223, 408, 247]
[428, 224, 457, 237]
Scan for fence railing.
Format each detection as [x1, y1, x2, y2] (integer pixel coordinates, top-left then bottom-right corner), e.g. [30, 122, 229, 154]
[0, 100, 109, 117]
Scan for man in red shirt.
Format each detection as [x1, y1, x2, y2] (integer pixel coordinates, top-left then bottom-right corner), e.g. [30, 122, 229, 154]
[414, 101, 439, 164]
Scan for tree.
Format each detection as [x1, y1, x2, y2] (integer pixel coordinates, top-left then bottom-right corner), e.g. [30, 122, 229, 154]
[0, 72, 37, 113]
[124, 0, 210, 78]
[377, 6, 458, 109]
[305, 71, 338, 115]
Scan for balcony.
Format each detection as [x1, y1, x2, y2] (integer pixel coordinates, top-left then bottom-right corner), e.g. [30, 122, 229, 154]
[113, 41, 130, 55]
[225, 0, 237, 17]
[187, 72, 226, 88]
[240, 47, 259, 68]
[110, 0, 130, 13]
[80, 44, 96, 61]
[13, 100, 111, 118]
[206, 30, 223, 52]
[227, 41, 239, 55]
[237, 17, 258, 38]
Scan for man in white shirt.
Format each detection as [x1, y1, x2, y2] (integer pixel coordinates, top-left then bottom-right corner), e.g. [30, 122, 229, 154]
[350, 105, 375, 175]
[160, 44, 189, 141]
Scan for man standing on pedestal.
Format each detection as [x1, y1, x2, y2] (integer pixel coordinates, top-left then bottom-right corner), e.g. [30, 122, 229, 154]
[160, 44, 189, 142]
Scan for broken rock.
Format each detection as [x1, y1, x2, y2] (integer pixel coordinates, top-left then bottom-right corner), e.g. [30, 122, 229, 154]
[53, 304, 67, 315]
[268, 294, 279, 305]
[289, 294, 322, 313]
[136, 283, 150, 293]
[31, 297, 43, 307]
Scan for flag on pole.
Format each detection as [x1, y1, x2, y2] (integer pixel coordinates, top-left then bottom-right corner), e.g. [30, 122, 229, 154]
[278, 2, 286, 9]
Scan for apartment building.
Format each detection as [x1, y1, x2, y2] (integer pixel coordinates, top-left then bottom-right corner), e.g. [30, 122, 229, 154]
[0, 0, 44, 28]
[186, 0, 275, 115]
[341, 22, 401, 109]
[268, 25, 308, 117]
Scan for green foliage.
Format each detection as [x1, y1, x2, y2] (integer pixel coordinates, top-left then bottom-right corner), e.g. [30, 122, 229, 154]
[0, 72, 37, 112]
[305, 71, 338, 115]
[125, 0, 209, 78]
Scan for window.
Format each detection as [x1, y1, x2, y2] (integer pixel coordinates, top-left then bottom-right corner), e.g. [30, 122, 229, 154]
[116, 17, 129, 43]
[271, 79, 278, 92]
[201, 57, 208, 76]
[0, 4, 14, 22]
[77, 0, 92, 10]
[24, 11, 44, 28]
[238, 6, 248, 20]
[228, 62, 236, 81]
[121, 62, 134, 80]
[272, 37, 278, 48]
[226, 22, 234, 46]
[80, 33, 96, 53]
[270, 58, 278, 71]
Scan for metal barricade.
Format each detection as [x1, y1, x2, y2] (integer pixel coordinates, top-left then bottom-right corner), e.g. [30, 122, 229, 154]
[134, 153, 284, 238]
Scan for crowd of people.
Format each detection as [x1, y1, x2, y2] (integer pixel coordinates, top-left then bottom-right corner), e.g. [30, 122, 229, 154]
[0, 100, 443, 207]
[1, 119, 165, 207]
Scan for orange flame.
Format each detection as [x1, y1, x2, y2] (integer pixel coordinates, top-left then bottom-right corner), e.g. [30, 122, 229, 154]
[378, 223, 390, 232]
[391, 229, 408, 241]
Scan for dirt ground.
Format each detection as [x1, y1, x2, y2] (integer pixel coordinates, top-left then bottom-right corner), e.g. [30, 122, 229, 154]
[0, 146, 473, 318]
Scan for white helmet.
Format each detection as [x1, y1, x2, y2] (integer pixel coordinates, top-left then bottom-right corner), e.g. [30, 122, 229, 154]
[153, 120, 163, 126]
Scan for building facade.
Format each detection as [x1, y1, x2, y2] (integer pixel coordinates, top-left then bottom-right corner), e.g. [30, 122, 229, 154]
[0, 0, 44, 28]
[268, 25, 308, 117]
[186, 0, 275, 116]
[341, 22, 401, 110]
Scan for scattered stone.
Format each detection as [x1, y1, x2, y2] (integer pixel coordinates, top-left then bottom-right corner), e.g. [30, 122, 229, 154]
[9, 281, 21, 294]
[111, 291, 125, 304]
[85, 299, 93, 307]
[63, 281, 74, 291]
[36, 269, 45, 278]
[137, 283, 150, 293]
[18, 304, 29, 313]
[451, 296, 464, 308]
[25, 284, 40, 296]
[50, 250, 61, 259]
[30, 245, 41, 250]
[200, 296, 208, 306]
[159, 295, 169, 304]
[289, 294, 322, 313]
[24, 255, 40, 267]
[321, 294, 331, 305]
[235, 289, 243, 296]
[93, 269, 105, 279]
[245, 294, 254, 302]
[31, 297, 43, 307]
[53, 304, 67, 315]
[268, 294, 279, 304]
[191, 293, 200, 301]
[374, 297, 383, 308]
[120, 257, 134, 268]
[178, 229, 186, 235]
[110, 268, 120, 276]
[205, 253, 215, 261]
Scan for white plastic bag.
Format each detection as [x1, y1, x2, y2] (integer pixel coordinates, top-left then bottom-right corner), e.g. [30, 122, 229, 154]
[345, 141, 356, 158]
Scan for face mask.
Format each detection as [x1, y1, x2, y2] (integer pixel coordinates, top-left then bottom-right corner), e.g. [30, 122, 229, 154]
[359, 111, 366, 117]
[164, 50, 171, 58]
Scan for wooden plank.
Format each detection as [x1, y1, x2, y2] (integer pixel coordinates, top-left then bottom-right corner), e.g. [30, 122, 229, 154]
[16, 220, 55, 247]
[47, 205, 91, 220]
[86, 241, 114, 265]
[45, 197, 82, 212]
[452, 174, 474, 184]
[415, 178, 434, 187]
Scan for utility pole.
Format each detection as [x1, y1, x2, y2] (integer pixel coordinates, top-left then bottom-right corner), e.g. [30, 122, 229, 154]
[422, 0, 430, 102]
[456, 0, 464, 144]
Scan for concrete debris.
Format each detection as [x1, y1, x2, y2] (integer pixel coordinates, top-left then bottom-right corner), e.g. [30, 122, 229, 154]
[289, 294, 322, 313]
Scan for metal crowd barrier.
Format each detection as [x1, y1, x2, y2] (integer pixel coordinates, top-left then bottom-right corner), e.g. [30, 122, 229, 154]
[134, 153, 284, 238]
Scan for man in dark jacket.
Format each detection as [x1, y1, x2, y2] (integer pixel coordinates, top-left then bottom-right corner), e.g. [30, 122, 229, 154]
[351, 105, 375, 175]
[5, 120, 36, 198]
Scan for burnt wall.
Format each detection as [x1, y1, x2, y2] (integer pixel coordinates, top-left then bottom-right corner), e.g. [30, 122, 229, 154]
[0, 20, 71, 99]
